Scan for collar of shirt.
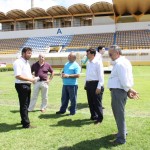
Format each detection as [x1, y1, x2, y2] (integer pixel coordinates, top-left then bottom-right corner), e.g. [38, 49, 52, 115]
[111, 56, 125, 66]
[108, 56, 133, 91]
[38, 61, 45, 67]
[21, 57, 28, 63]
[89, 57, 97, 63]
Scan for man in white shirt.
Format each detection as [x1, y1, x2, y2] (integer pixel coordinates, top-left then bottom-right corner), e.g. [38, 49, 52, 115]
[96, 46, 106, 109]
[108, 45, 139, 145]
[81, 46, 105, 64]
[95, 46, 105, 60]
[13, 47, 37, 129]
[85, 48, 104, 124]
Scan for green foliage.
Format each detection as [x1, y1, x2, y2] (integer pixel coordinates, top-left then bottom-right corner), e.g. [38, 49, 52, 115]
[81, 64, 86, 69]
[0, 66, 13, 72]
[0, 66, 150, 150]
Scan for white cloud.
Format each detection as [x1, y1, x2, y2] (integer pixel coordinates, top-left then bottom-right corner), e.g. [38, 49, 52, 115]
[0, 0, 112, 13]
[58, 0, 112, 8]
[0, 0, 30, 13]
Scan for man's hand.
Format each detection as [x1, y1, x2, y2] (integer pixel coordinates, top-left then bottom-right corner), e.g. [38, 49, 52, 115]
[62, 73, 69, 78]
[96, 88, 101, 94]
[32, 77, 40, 84]
[127, 89, 139, 100]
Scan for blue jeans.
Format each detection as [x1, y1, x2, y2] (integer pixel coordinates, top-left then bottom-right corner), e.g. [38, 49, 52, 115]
[60, 85, 78, 115]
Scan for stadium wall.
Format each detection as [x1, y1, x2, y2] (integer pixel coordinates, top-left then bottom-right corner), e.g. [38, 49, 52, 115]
[93, 16, 114, 25]
[0, 22, 149, 40]
[0, 22, 150, 66]
[116, 21, 150, 31]
[1, 50, 150, 68]
[26, 50, 150, 67]
[0, 24, 115, 39]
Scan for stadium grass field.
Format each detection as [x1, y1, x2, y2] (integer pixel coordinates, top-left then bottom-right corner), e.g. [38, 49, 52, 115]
[0, 66, 150, 150]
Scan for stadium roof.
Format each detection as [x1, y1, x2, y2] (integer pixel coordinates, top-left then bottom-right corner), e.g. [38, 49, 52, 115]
[46, 6, 71, 17]
[0, 11, 8, 20]
[6, 9, 29, 19]
[113, 0, 150, 16]
[90, 2, 113, 15]
[68, 4, 92, 16]
[0, 0, 149, 21]
[26, 8, 49, 18]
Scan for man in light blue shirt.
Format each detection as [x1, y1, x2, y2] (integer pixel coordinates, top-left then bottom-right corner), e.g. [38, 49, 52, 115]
[56, 52, 81, 115]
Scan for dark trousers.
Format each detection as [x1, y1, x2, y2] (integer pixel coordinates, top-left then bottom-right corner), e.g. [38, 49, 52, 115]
[86, 81, 104, 122]
[15, 83, 31, 128]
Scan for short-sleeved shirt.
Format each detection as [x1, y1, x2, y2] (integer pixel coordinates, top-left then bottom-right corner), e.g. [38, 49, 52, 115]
[63, 61, 81, 85]
[13, 57, 32, 84]
[31, 61, 53, 81]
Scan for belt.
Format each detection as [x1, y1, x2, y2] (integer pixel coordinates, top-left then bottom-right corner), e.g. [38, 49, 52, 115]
[110, 88, 123, 91]
[15, 83, 31, 85]
[38, 80, 47, 82]
[86, 80, 98, 83]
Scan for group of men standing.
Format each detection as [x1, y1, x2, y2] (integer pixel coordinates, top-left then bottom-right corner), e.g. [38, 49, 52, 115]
[13, 45, 138, 145]
[13, 47, 81, 129]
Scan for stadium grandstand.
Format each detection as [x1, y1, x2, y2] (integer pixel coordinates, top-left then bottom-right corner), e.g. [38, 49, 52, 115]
[0, 0, 150, 68]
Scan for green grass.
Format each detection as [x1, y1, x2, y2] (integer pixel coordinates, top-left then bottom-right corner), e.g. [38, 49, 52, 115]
[0, 66, 150, 150]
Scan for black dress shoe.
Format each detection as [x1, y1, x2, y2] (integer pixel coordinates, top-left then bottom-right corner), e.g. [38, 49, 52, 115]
[111, 139, 125, 146]
[28, 125, 37, 129]
[23, 125, 36, 129]
[112, 133, 128, 137]
[69, 112, 76, 116]
[90, 116, 98, 120]
[56, 111, 66, 114]
[94, 120, 101, 125]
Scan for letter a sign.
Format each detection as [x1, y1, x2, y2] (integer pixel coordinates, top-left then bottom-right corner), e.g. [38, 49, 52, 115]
[57, 28, 62, 34]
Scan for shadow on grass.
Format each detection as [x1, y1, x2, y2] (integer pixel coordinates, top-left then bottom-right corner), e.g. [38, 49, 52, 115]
[58, 134, 115, 150]
[0, 123, 22, 132]
[77, 103, 88, 110]
[38, 113, 69, 119]
[10, 110, 40, 113]
[67, 103, 88, 111]
[51, 118, 93, 127]
[10, 110, 19, 113]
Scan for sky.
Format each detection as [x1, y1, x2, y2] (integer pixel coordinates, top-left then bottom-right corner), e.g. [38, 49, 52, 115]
[0, 0, 112, 13]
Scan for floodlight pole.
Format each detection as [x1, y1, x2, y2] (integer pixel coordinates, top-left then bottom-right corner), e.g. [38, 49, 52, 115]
[31, 0, 34, 8]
